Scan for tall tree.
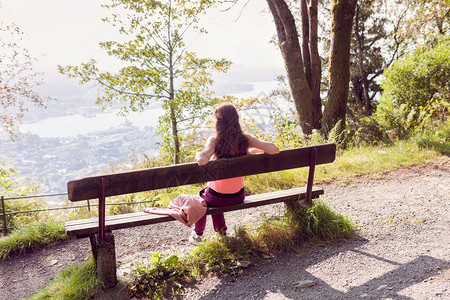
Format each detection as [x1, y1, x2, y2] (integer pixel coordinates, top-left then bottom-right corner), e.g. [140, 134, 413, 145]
[266, 0, 322, 135]
[323, 0, 357, 130]
[0, 22, 48, 138]
[59, 0, 230, 164]
[349, 0, 449, 116]
[349, 0, 402, 115]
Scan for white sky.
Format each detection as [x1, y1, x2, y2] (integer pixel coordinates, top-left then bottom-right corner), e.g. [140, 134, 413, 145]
[0, 0, 285, 95]
[0, 0, 287, 138]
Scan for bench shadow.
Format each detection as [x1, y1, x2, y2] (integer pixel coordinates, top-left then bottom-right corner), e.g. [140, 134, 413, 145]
[344, 251, 448, 299]
[187, 235, 448, 300]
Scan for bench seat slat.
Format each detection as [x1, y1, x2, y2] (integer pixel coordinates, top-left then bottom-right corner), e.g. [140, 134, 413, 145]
[65, 186, 324, 238]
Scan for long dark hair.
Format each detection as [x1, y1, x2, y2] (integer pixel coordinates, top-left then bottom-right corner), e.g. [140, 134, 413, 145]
[214, 103, 249, 159]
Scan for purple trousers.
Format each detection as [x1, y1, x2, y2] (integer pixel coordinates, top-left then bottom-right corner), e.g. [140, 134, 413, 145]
[194, 187, 245, 235]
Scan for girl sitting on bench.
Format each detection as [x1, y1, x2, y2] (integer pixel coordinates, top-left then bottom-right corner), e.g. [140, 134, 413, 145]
[190, 102, 279, 243]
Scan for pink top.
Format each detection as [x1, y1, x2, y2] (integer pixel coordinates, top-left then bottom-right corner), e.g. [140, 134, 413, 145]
[208, 177, 244, 194]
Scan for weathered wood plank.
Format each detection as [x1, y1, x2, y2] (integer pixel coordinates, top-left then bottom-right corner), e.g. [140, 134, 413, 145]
[68, 144, 335, 201]
[65, 186, 323, 237]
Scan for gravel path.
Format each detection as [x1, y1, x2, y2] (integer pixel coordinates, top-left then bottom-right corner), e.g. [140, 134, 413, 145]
[1, 159, 449, 300]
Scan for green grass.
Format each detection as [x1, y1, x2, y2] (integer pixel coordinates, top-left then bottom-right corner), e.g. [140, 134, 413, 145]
[0, 222, 67, 259]
[27, 256, 100, 300]
[245, 140, 443, 194]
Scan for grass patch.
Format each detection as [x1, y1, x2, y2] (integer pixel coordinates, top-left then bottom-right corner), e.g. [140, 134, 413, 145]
[245, 140, 442, 193]
[250, 199, 356, 251]
[0, 222, 67, 259]
[27, 256, 100, 300]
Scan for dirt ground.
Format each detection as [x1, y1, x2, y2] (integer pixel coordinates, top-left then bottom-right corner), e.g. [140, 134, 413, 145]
[0, 159, 449, 300]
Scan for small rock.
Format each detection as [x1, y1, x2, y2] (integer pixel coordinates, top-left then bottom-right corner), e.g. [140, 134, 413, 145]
[360, 293, 370, 298]
[377, 285, 388, 290]
[237, 260, 251, 268]
[291, 280, 317, 289]
[49, 260, 58, 266]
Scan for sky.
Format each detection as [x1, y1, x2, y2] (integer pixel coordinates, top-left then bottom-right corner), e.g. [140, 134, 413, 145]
[0, 0, 285, 96]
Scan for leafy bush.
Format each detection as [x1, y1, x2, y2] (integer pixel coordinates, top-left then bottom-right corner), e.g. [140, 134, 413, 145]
[126, 252, 192, 299]
[1, 161, 43, 232]
[377, 36, 450, 134]
[2, 198, 49, 232]
[345, 116, 390, 146]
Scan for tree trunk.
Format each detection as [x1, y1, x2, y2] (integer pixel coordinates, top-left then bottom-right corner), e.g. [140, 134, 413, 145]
[169, 101, 180, 165]
[351, 76, 364, 107]
[352, 2, 372, 115]
[169, 49, 180, 164]
[308, 0, 323, 125]
[167, 4, 180, 165]
[267, 0, 321, 134]
[362, 77, 372, 114]
[301, 0, 311, 87]
[324, 0, 357, 130]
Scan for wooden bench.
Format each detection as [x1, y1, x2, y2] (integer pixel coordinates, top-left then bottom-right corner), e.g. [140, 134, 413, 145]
[65, 143, 336, 288]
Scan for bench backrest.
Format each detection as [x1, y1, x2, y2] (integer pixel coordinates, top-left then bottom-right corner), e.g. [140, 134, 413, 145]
[68, 143, 336, 201]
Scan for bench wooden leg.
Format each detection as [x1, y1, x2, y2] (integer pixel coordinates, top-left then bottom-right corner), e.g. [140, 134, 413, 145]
[91, 232, 117, 289]
[89, 234, 98, 264]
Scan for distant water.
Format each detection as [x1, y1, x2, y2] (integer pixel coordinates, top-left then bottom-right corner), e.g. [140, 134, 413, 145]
[19, 80, 280, 138]
[20, 107, 165, 138]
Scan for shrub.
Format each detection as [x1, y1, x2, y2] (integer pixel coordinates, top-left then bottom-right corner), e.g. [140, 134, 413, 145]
[377, 36, 450, 134]
[126, 252, 192, 299]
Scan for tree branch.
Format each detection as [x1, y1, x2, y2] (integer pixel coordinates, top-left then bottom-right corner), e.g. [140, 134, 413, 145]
[96, 78, 168, 100]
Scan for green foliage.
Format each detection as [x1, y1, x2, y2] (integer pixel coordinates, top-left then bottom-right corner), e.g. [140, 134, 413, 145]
[349, 0, 395, 114]
[269, 111, 305, 149]
[2, 198, 48, 232]
[291, 199, 356, 242]
[190, 237, 234, 273]
[0, 222, 67, 259]
[126, 252, 192, 299]
[1, 162, 43, 232]
[0, 161, 39, 196]
[377, 36, 450, 134]
[397, 0, 450, 47]
[342, 117, 390, 147]
[28, 256, 100, 300]
[251, 199, 356, 250]
[415, 119, 450, 155]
